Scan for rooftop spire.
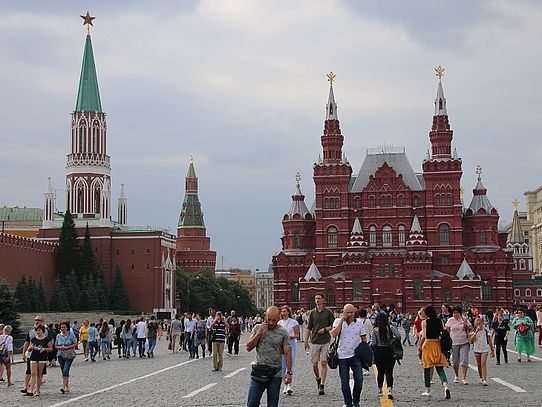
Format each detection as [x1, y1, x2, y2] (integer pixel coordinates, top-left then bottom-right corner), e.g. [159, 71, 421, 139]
[509, 200, 525, 244]
[434, 66, 447, 116]
[75, 13, 102, 112]
[178, 157, 204, 228]
[325, 72, 338, 120]
[286, 172, 311, 219]
[187, 155, 197, 178]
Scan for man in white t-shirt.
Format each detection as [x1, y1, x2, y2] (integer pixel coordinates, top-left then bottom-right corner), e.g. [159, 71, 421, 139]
[330, 304, 367, 407]
[136, 318, 147, 358]
[184, 312, 197, 358]
[206, 309, 216, 357]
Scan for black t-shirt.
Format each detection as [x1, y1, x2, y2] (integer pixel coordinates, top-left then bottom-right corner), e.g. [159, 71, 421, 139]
[30, 336, 51, 361]
[426, 318, 443, 339]
[491, 320, 510, 340]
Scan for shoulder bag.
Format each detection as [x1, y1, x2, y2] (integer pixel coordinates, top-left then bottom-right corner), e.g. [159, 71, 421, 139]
[250, 363, 279, 383]
[327, 323, 341, 369]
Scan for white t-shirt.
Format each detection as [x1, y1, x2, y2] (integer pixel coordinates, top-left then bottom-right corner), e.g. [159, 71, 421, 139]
[278, 318, 299, 341]
[0, 334, 13, 352]
[206, 316, 214, 329]
[332, 318, 367, 359]
[136, 321, 147, 338]
[184, 319, 196, 333]
[472, 328, 490, 353]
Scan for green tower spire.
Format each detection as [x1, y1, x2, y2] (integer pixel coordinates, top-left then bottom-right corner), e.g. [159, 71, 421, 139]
[178, 157, 205, 228]
[75, 34, 102, 112]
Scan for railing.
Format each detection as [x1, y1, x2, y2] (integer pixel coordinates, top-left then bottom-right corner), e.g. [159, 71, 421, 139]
[0, 232, 57, 252]
[66, 153, 111, 169]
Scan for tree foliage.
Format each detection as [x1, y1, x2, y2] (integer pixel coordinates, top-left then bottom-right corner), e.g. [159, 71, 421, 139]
[110, 266, 130, 311]
[56, 209, 79, 281]
[49, 277, 68, 312]
[0, 279, 21, 338]
[79, 224, 97, 282]
[176, 269, 258, 317]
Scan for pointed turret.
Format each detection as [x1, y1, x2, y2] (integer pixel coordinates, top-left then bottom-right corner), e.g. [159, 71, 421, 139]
[178, 157, 204, 228]
[303, 260, 322, 282]
[456, 258, 475, 280]
[321, 72, 344, 164]
[281, 173, 315, 252]
[117, 184, 127, 225]
[467, 166, 496, 215]
[508, 206, 525, 244]
[75, 34, 102, 112]
[407, 215, 427, 247]
[43, 177, 54, 226]
[347, 217, 367, 248]
[429, 66, 453, 159]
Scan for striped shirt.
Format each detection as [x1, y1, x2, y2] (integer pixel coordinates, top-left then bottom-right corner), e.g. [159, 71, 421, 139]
[212, 320, 226, 342]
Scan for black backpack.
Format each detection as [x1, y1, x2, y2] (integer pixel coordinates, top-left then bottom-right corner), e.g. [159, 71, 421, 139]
[440, 328, 453, 360]
[389, 334, 404, 364]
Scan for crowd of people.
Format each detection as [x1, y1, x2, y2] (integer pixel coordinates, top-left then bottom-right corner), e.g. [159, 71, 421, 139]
[0, 301, 540, 405]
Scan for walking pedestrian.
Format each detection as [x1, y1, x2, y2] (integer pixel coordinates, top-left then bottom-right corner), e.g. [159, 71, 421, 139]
[184, 312, 196, 358]
[79, 320, 90, 361]
[121, 319, 133, 358]
[278, 305, 299, 395]
[491, 312, 509, 364]
[0, 325, 14, 386]
[206, 309, 216, 356]
[371, 313, 400, 400]
[227, 313, 242, 356]
[170, 314, 182, 353]
[210, 311, 228, 371]
[419, 305, 451, 399]
[193, 313, 207, 358]
[536, 304, 542, 348]
[135, 318, 147, 358]
[304, 293, 335, 395]
[99, 321, 111, 360]
[445, 306, 472, 384]
[511, 308, 535, 362]
[115, 321, 125, 358]
[21, 316, 49, 394]
[402, 313, 413, 346]
[27, 324, 53, 397]
[469, 317, 494, 385]
[331, 304, 367, 407]
[55, 321, 77, 394]
[88, 322, 99, 362]
[147, 316, 159, 358]
[246, 306, 292, 407]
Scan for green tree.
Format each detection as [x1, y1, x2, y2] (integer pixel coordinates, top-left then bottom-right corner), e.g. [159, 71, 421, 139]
[95, 268, 109, 309]
[85, 274, 99, 310]
[36, 278, 48, 312]
[78, 276, 90, 310]
[49, 277, 68, 312]
[0, 279, 22, 339]
[110, 266, 130, 310]
[26, 276, 38, 312]
[64, 270, 80, 311]
[56, 209, 79, 281]
[79, 224, 97, 282]
[13, 275, 28, 312]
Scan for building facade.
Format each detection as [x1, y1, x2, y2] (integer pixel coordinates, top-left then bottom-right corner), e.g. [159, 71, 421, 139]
[272, 71, 516, 312]
[525, 186, 542, 277]
[216, 269, 256, 304]
[255, 267, 274, 310]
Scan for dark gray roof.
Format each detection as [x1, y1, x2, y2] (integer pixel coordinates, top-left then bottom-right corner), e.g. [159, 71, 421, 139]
[350, 150, 424, 192]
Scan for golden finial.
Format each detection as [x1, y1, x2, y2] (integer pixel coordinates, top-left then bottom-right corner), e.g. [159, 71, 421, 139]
[295, 172, 301, 185]
[435, 65, 445, 82]
[512, 199, 520, 210]
[327, 72, 336, 88]
[80, 11, 95, 35]
[475, 164, 482, 180]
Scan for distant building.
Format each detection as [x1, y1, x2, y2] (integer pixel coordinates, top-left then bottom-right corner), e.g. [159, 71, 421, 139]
[176, 158, 216, 273]
[0, 206, 62, 238]
[216, 269, 256, 304]
[255, 267, 274, 310]
[525, 186, 542, 277]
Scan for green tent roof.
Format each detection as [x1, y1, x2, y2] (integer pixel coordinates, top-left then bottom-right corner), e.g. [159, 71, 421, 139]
[75, 35, 102, 112]
[178, 194, 205, 228]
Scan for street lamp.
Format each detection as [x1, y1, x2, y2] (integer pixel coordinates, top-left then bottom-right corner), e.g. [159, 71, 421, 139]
[186, 275, 199, 311]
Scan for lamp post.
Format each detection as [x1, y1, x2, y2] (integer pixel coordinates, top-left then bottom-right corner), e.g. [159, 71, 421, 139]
[186, 275, 199, 312]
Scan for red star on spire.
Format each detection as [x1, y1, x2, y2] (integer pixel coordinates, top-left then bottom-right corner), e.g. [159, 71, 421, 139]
[80, 11, 95, 32]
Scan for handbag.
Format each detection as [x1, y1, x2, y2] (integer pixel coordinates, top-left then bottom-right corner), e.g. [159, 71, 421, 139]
[327, 327, 341, 369]
[518, 323, 530, 335]
[60, 348, 76, 360]
[250, 364, 279, 383]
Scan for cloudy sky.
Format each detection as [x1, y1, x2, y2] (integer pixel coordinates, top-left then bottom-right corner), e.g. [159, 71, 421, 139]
[1, 1, 541, 271]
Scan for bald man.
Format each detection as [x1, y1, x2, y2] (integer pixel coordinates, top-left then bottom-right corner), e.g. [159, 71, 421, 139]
[330, 304, 367, 407]
[246, 306, 292, 407]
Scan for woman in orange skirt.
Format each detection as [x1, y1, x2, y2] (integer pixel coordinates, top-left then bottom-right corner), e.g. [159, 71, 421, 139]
[418, 305, 451, 399]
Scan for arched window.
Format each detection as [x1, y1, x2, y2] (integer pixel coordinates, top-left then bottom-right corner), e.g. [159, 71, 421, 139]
[379, 264, 386, 277]
[382, 226, 392, 247]
[526, 288, 532, 297]
[92, 126, 99, 153]
[354, 196, 361, 209]
[481, 281, 491, 301]
[519, 259, 526, 270]
[389, 264, 395, 278]
[537, 288, 542, 297]
[368, 195, 375, 208]
[397, 195, 404, 207]
[294, 234, 301, 249]
[480, 229, 486, 245]
[514, 288, 520, 297]
[327, 226, 338, 248]
[413, 194, 419, 208]
[380, 195, 392, 207]
[353, 278, 362, 301]
[77, 187, 85, 213]
[326, 288, 335, 306]
[94, 189, 101, 214]
[442, 287, 451, 303]
[369, 226, 377, 247]
[439, 224, 450, 245]
[414, 277, 424, 300]
[398, 225, 406, 247]
[292, 281, 299, 302]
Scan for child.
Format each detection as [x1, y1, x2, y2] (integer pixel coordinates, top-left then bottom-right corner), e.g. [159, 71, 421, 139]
[0, 325, 14, 386]
[470, 318, 494, 385]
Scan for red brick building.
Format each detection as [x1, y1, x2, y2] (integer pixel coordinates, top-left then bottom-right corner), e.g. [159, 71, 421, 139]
[1, 23, 177, 315]
[272, 71, 516, 313]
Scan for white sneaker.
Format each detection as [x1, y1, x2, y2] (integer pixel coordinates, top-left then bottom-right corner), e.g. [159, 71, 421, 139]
[286, 385, 293, 395]
[283, 387, 288, 394]
[421, 391, 432, 397]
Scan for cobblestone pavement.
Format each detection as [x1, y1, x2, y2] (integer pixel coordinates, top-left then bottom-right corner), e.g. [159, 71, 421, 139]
[1, 339, 540, 406]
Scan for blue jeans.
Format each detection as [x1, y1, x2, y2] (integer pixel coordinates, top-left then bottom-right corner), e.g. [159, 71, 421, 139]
[137, 338, 146, 356]
[247, 376, 282, 407]
[58, 356, 73, 378]
[148, 338, 157, 354]
[89, 341, 99, 360]
[123, 338, 132, 357]
[338, 356, 363, 407]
